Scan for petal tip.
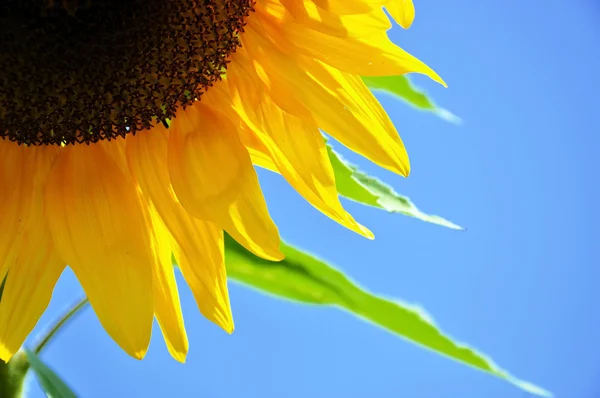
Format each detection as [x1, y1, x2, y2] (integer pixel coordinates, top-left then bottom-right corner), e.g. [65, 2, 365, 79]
[427, 72, 447, 88]
[171, 351, 187, 363]
[131, 348, 148, 361]
[264, 248, 285, 262]
[165, 340, 189, 364]
[216, 315, 234, 334]
[243, 242, 285, 262]
[0, 345, 14, 364]
[398, 19, 414, 30]
[393, 161, 410, 178]
[355, 223, 374, 240]
[386, 1, 415, 29]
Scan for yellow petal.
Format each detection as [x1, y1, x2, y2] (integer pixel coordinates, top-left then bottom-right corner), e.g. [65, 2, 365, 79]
[171, 223, 233, 333]
[275, 15, 444, 83]
[201, 81, 372, 237]
[386, 0, 415, 29]
[230, 92, 373, 238]
[264, 0, 391, 38]
[44, 143, 154, 359]
[305, 59, 412, 176]
[253, 6, 446, 86]
[97, 135, 189, 361]
[147, 206, 189, 362]
[126, 127, 234, 332]
[309, 0, 388, 14]
[230, 37, 411, 176]
[0, 143, 58, 281]
[0, 148, 29, 282]
[248, 148, 278, 172]
[0, 230, 64, 362]
[0, 144, 64, 362]
[199, 82, 280, 175]
[228, 45, 314, 122]
[260, 0, 386, 38]
[167, 102, 283, 261]
[241, 130, 279, 173]
[233, 29, 323, 121]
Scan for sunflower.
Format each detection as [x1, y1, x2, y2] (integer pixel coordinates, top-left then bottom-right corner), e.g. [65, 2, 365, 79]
[0, 0, 444, 363]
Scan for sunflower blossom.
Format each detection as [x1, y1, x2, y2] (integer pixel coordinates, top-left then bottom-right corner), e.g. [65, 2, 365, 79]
[0, 0, 444, 362]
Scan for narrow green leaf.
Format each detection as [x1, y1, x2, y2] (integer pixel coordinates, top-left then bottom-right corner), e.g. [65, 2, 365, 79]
[328, 146, 464, 230]
[362, 75, 436, 109]
[24, 349, 76, 398]
[361, 75, 461, 124]
[224, 236, 552, 397]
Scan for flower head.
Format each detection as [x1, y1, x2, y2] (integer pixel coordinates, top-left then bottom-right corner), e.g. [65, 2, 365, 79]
[0, 0, 444, 362]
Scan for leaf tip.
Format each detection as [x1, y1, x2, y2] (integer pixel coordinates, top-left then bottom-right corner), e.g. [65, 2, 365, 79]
[512, 380, 554, 398]
[434, 108, 463, 125]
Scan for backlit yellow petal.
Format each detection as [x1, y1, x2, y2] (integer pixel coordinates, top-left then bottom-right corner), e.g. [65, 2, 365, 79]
[126, 128, 233, 333]
[0, 231, 64, 362]
[229, 92, 373, 238]
[147, 207, 189, 362]
[197, 82, 279, 174]
[0, 144, 64, 362]
[248, 147, 279, 172]
[167, 102, 283, 261]
[305, 59, 412, 175]
[229, 44, 314, 122]
[309, 0, 388, 14]
[44, 143, 154, 359]
[261, 0, 390, 38]
[171, 224, 233, 333]
[97, 136, 189, 361]
[0, 144, 59, 282]
[230, 37, 411, 176]
[214, 72, 374, 238]
[274, 15, 444, 83]
[0, 148, 29, 283]
[386, 0, 415, 29]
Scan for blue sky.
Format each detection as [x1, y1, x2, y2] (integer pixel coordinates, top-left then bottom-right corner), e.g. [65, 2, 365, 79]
[25, 1, 600, 397]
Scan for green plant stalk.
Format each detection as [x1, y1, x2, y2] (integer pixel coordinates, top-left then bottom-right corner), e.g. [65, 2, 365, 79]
[0, 351, 30, 398]
[33, 297, 89, 354]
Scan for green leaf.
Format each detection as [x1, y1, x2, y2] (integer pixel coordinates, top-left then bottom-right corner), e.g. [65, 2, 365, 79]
[361, 75, 461, 124]
[328, 146, 464, 230]
[24, 349, 76, 398]
[224, 236, 552, 397]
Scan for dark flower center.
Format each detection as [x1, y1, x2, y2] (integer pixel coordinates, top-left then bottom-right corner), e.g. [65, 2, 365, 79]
[0, 0, 253, 146]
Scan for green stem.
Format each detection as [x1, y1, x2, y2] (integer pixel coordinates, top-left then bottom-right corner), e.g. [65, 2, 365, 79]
[33, 297, 89, 354]
[0, 351, 28, 398]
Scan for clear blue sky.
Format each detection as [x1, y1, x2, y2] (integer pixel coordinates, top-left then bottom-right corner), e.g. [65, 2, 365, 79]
[25, 1, 600, 397]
